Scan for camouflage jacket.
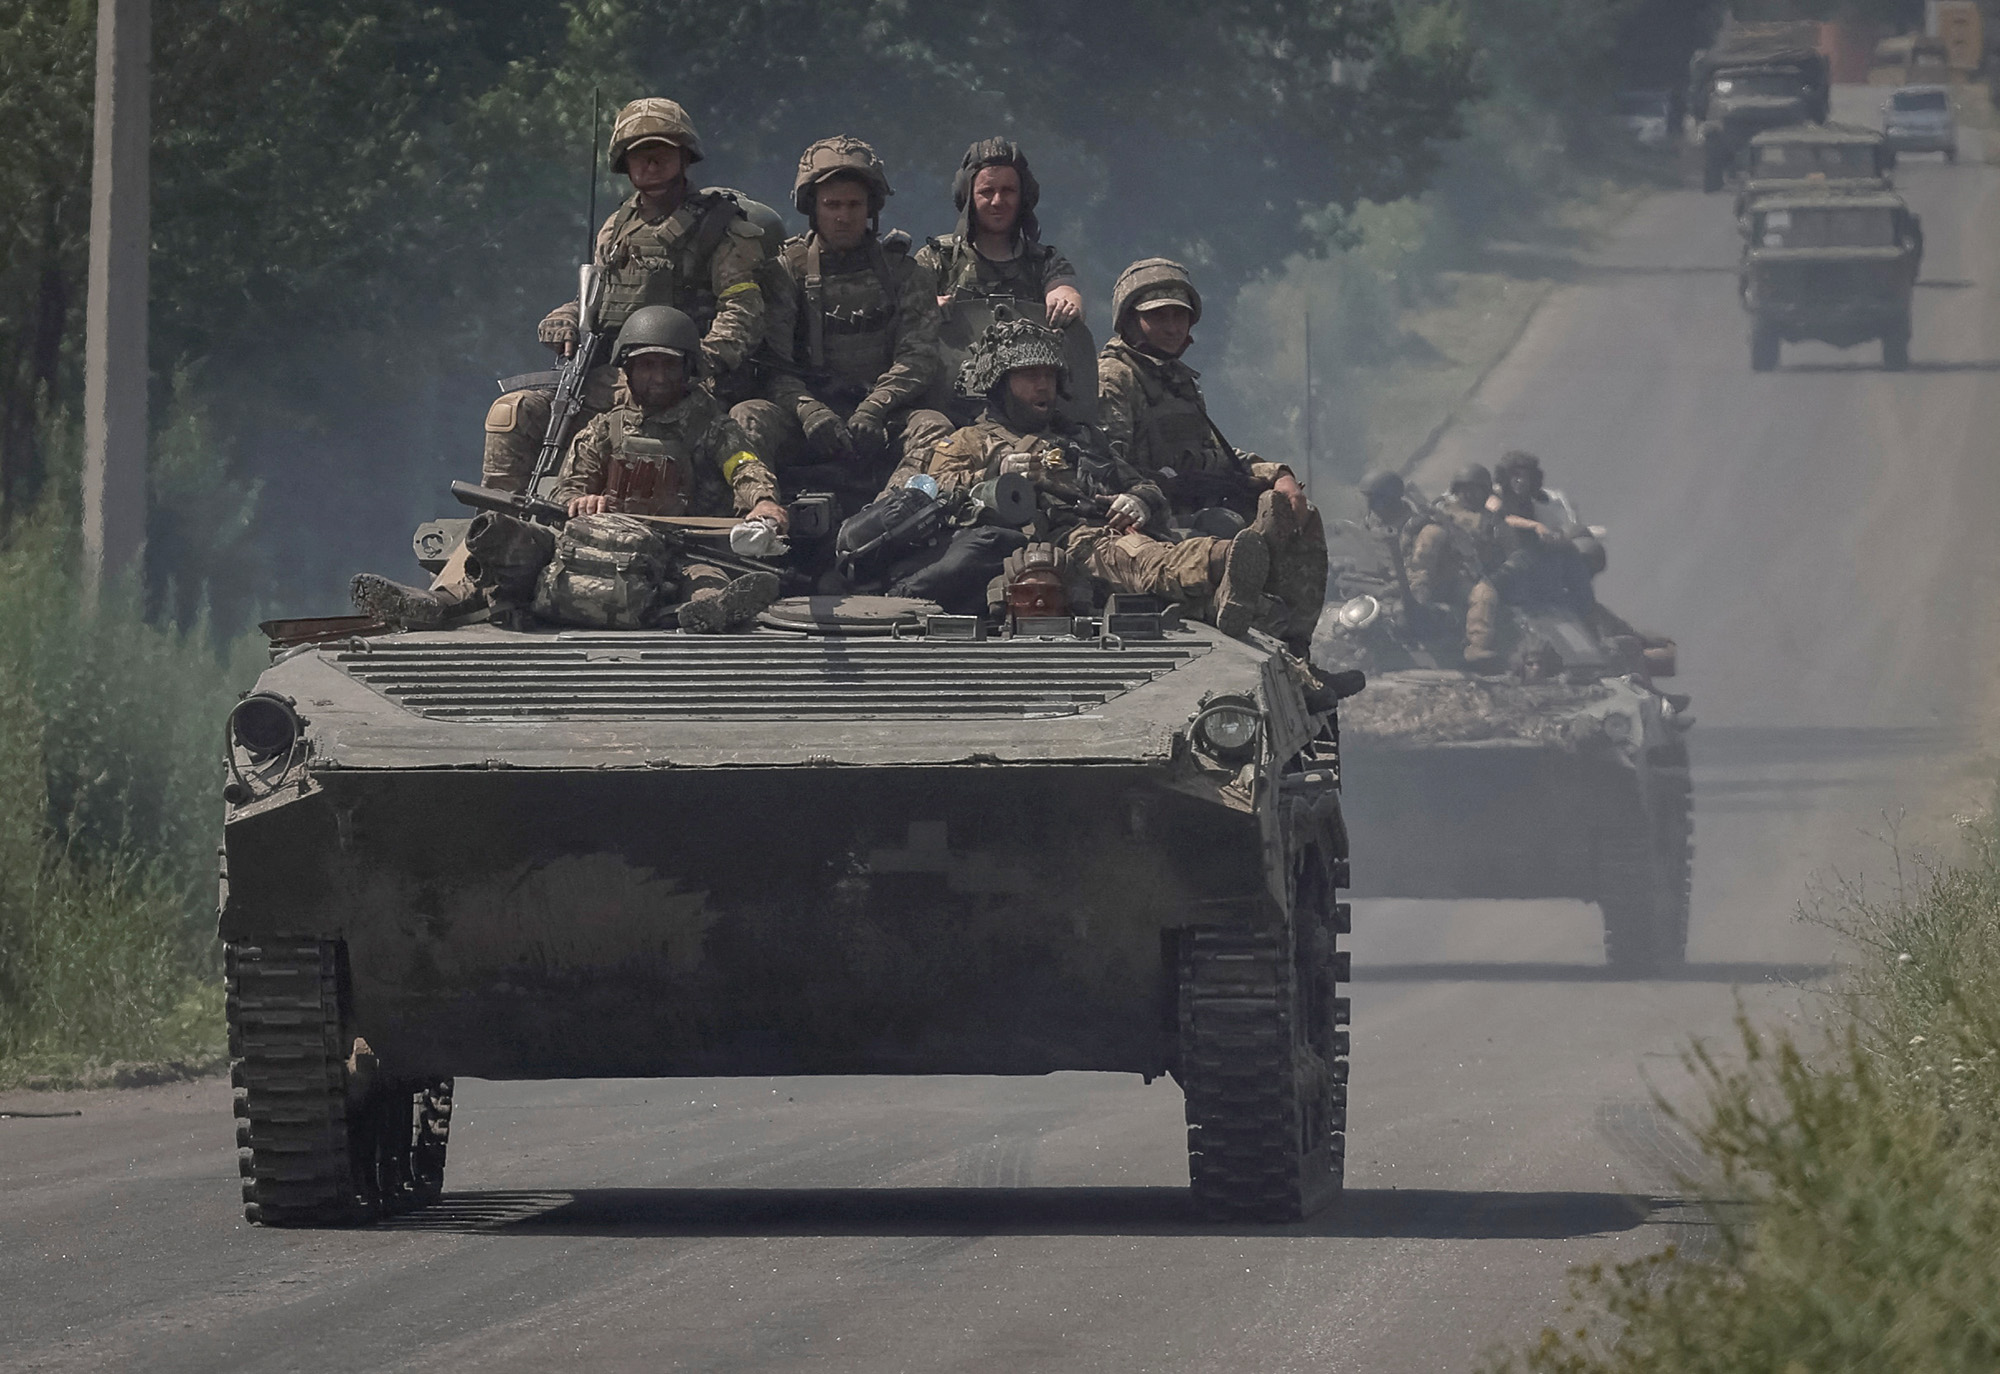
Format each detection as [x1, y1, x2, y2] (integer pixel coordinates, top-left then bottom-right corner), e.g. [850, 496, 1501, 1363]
[551, 387, 776, 517]
[540, 189, 767, 376]
[1097, 338, 1290, 514]
[923, 409, 1171, 534]
[763, 232, 941, 422]
[914, 233, 1078, 307]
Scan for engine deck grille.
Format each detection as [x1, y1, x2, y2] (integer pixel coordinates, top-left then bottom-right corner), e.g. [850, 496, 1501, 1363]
[331, 633, 1207, 721]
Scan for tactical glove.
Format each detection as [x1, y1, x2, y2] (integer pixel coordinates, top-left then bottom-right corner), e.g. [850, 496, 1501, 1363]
[1107, 493, 1149, 532]
[847, 407, 890, 459]
[801, 404, 857, 462]
[537, 307, 581, 355]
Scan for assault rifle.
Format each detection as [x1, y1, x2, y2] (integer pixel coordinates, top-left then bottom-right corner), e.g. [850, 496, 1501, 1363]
[528, 265, 609, 493]
[1160, 465, 1263, 515]
[449, 481, 788, 581]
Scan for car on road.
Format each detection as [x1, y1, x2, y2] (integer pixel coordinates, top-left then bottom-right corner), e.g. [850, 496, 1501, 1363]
[223, 572, 1357, 1227]
[1732, 122, 1895, 221]
[1739, 189, 1924, 371]
[1881, 85, 1959, 160]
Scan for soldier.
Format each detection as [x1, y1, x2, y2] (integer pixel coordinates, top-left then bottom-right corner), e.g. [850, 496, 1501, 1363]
[916, 138, 1084, 325]
[935, 320, 1323, 643]
[481, 98, 768, 493]
[732, 136, 951, 499]
[1463, 451, 1595, 670]
[359, 307, 783, 632]
[1097, 258, 1311, 532]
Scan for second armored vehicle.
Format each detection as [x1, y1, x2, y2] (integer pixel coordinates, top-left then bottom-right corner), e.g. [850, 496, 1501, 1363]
[1314, 499, 1693, 972]
[1740, 189, 1923, 371]
[1733, 122, 1894, 219]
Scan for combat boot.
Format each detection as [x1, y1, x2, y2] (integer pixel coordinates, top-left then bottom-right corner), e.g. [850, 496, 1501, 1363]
[1211, 527, 1271, 639]
[351, 573, 488, 631]
[1271, 503, 1328, 656]
[463, 512, 557, 601]
[1463, 578, 1507, 673]
[678, 571, 781, 633]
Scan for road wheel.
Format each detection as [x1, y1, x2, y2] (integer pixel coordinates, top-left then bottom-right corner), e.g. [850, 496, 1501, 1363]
[1178, 894, 1348, 1222]
[1883, 327, 1911, 371]
[229, 940, 449, 1226]
[1702, 144, 1726, 193]
[1592, 774, 1680, 973]
[1750, 325, 1780, 373]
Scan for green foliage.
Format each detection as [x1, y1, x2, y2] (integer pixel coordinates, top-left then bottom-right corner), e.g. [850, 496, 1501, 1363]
[1487, 809, 2000, 1374]
[0, 426, 259, 1081]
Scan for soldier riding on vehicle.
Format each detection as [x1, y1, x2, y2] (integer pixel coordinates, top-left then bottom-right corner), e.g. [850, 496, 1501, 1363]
[360, 306, 784, 633]
[731, 136, 952, 501]
[916, 139, 1093, 426]
[1098, 259, 1314, 532]
[482, 98, 768, 494]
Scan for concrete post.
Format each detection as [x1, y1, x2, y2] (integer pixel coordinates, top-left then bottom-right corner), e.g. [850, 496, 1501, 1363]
[82, 0, 150, 597]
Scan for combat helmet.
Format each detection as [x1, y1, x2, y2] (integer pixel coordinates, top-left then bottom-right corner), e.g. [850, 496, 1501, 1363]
[1495, 450, 1547, 499]
[613, 305, 701, 367]
[952, 137, 1042, 243]
[956, 317, 1070, 399]
[702, 186, 785, 259]
[609, 98, 704, 173]
[1112, 258, 1203, 336]
[794, 136, 893, 216]
[1358, 468, 1406, 509]
[1449, 462, 1493, 501]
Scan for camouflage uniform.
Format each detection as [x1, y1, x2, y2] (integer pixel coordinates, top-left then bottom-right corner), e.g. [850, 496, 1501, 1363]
[551, 387, 775, 518]
[1097, 337, 1292, 516]
[914, 138, 1077, 309]
[732, 137, 951, 493]
[482, 100, 767, 494]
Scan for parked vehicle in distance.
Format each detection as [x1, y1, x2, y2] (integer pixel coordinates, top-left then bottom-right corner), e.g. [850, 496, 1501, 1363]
[1613, 90, 1674, 147]
[1881, 85, 1958, 161]
[1870, 35, 1953, 87]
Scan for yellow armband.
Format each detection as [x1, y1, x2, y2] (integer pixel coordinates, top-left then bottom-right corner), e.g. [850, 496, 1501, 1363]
[721, 451, 760, 482]
[718, 281, 761, 300]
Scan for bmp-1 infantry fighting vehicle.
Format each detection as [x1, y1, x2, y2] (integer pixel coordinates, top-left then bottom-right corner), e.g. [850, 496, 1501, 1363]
[222, 584, 1358, 1225]
[1732, 122, 1895, 219]
[1313, 499, 1693, 971]
[1740, 189, 1923, 371]
[1689, 20, 1831, 192]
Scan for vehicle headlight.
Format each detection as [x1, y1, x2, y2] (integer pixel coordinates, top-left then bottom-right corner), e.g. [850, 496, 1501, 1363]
[1715, 79, 1734, 94]
[1600, 711, 1635, 743]
[1192, 699, 1261, 763]
[230, 692, 302, 762]
[1336, 595, 1380, 631]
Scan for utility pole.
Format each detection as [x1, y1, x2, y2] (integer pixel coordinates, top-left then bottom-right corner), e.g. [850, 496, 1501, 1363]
[1303, 307, 1315, 495]
[82, 0, 150, 599]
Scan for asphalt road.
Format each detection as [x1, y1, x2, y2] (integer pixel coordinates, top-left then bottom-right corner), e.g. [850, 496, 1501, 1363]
[5, 96, 1996, 1372]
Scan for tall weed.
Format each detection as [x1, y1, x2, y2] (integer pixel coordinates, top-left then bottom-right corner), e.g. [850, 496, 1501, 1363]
[1489, 809, 2000, 1373]
[0, 498, 260, 1080]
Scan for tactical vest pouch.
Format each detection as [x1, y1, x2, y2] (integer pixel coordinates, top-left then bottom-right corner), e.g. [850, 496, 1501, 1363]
[532, 513, 675, 629]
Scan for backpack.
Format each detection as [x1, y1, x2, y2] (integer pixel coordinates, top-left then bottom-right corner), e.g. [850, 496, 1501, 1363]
[532, 514, 675, 629]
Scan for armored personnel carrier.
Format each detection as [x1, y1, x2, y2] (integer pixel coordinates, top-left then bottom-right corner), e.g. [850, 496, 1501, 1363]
[1740, 189, 1923, 371]
[223, 572, 1356, 1225]
[1313, 500, 1693, 972]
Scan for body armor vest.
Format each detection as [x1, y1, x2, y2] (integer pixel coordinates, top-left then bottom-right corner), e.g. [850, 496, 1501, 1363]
[784, 235, 908, 400]
[597, 190, 739, 336]
[604, 406, 704, 517]
[1120, 347, 1230, 476]
[929, 234, 1058, 304]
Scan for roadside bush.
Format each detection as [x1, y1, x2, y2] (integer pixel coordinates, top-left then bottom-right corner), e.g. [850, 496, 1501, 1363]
[0, 430, 258, 1081]
[1488, 808, 2000, 1373]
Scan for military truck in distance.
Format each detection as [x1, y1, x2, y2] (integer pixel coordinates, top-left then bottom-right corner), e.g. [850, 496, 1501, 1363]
[1740, 190, 1923, 371]
[1690, 21, 1831, 192]
[1733, 123, 1894, 220]
[222, 595, 1354, 1226]
[1313, 506, 1693, 972]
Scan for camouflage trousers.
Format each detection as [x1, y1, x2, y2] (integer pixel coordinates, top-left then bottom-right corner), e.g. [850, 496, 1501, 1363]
[481, 364, 621, 492]
[1068, 527, 1225, 620]
[1464, 579, 1504, 666]
[731, 399, 952, 500]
